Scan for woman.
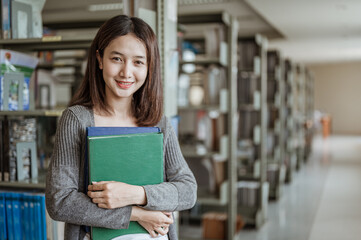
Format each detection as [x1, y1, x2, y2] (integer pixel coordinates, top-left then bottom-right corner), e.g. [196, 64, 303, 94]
[45, 15, 197, 240]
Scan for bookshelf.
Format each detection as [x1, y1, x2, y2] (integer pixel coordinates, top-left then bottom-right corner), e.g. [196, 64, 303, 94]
[294, 65, 305, 170]
[266, 50, 286, 200]
[237, 35, 268, 228]
[177, 11, 239, 240]
[304, 69, 314, 160]
[284, 60, 297, 183]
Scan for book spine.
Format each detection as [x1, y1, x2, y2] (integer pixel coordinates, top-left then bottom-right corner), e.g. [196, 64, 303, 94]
[40, 195, 47, 240]
[1, 0, 11, 39]
[12, 193, 22, 240]
[0, 192, 7, 240]
[5, 192, 14, 240]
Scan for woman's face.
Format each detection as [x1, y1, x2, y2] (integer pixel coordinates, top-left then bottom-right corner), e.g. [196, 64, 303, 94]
[97, 33, 148, 102]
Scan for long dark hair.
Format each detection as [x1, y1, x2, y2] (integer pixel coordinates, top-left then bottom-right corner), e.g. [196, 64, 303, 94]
[69, 15, 163, 126]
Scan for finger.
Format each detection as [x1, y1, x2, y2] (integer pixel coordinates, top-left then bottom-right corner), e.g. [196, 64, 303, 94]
[150, 230, 158, 238]
[163, 226, 169, 233]
[97, 203, 111, 209]
[91, 197, 106, 204]
[162, 212, 172, 217]
[89, 183, 105, 191]
[88, 191, 105, 199]
[155, 227, 167, 236]
[163, 216, 174, 225]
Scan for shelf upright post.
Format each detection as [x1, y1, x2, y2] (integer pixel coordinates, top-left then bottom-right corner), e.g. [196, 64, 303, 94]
[227, 15, 238, 240]
[157, 0, 178, 117]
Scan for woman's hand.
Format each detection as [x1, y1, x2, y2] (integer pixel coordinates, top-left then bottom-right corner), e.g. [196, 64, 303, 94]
[131, 206, 173, 237]
[87, 181, 147, 209]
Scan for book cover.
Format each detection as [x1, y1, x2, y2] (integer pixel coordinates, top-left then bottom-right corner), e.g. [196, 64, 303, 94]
[1, 0, 11, 39]
[12, 193, 22, 240]
[83, 127, 160, 234]
[0, 192, 7, 240]
[88, 132, 163, 240]
[5, 192, 14, 240]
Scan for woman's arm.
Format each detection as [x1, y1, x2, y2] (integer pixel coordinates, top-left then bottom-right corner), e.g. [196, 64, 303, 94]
[141, 117, 197, 211]
[45, 109, 131, 229]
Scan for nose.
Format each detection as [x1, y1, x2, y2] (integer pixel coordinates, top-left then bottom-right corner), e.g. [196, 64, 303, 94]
[120, 62, 132, 79]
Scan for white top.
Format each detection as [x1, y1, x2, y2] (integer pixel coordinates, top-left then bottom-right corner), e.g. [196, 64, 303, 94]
[84, 233, 169, 240]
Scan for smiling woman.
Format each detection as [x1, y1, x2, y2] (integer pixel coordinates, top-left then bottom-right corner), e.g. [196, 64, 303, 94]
[96, 34, 148, 103]
[45, 15, 197, 240]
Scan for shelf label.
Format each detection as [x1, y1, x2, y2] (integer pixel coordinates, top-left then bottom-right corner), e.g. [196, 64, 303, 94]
[42, 36, 62, 42]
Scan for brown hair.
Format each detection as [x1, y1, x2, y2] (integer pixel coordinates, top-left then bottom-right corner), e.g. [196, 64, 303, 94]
[69, 15, 163, 126]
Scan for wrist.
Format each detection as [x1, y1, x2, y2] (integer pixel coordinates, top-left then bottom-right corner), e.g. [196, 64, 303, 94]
[134, 186, 147, 205]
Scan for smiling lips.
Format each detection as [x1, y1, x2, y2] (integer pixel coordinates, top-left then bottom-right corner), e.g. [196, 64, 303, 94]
[115, 80, 134, 89]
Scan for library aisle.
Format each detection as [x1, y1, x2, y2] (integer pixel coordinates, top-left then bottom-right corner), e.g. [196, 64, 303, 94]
[237, 135, 361, 240]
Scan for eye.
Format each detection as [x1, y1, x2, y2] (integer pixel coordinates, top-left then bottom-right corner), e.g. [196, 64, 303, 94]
[135, 60, 145, 65]
[112, 57, 123, 62]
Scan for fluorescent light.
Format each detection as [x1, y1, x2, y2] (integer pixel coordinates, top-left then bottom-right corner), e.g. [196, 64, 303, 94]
[88, 3, 123, 12]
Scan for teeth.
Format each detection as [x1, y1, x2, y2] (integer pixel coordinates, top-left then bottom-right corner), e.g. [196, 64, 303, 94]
[116, 80, 133, 85]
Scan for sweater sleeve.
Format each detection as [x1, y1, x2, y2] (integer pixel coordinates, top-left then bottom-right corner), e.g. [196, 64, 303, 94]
[45, 109, 132, 229]
[142, 118, 197, 211]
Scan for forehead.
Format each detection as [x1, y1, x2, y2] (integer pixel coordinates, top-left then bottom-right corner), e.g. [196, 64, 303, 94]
[105, 34, 147, 57]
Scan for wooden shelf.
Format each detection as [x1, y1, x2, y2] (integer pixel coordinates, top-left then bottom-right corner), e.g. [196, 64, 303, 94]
[0, 110, 64, 117]
[0, 36, 93, 51]
[0, 172, 46, 190]
[180, 58, 226, 67]
[178, 105, 224, 113]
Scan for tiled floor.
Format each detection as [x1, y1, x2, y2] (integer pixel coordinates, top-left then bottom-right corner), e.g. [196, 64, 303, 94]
[237, 135, 361, 240]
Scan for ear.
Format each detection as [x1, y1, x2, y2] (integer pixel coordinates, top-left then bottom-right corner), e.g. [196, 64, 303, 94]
[96, 50, 103, 70]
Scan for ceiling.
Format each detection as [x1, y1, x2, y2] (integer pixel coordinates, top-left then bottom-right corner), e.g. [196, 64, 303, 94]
[42, 0, 361, 64]
[245, 0, 361, 64]
[179, 0, 361, 64]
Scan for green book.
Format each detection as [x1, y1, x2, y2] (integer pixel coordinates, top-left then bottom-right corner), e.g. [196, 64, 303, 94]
[88, 132, 164, 240]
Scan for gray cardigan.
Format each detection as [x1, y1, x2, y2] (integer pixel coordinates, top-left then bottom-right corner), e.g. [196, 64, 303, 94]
[45, 105, 197, 240]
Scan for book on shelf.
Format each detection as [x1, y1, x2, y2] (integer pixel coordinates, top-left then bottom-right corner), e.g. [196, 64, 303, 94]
[11, 0, 33, 39]
[1, 192, 47, 240]
[0, 0, 11, 39]
[86, 127, 163, 240]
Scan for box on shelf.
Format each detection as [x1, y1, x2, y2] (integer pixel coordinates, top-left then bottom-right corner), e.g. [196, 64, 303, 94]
[0, 50, 39, 111]
[202, 212, 244, 239]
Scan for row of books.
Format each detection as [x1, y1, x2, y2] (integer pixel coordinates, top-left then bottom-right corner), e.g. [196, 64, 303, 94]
[0, 192, 46, 240]
[0, 0, 45, 39]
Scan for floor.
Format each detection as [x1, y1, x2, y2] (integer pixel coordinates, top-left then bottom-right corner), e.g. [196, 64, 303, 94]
[237, 135, 361, 240]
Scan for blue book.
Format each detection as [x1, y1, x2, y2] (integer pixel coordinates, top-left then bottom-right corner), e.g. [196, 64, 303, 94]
[22, 195, 30, 240]
[83, 127, 160, 234]
[39, 195, 46, 240]
[20, 194, 26, 239]
[34, 195, 42, 240]
[5, 192, 14, 240]
[12, 193, 22, 240]
[0, 192, 7, 240]
[29, 196, 36, 240]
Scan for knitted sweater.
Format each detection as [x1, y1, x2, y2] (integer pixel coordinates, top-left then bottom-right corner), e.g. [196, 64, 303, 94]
[45, 105, 197, 240]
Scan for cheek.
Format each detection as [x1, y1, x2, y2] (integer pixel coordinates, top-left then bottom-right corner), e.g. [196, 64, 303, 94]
[103, 63, 119, 77]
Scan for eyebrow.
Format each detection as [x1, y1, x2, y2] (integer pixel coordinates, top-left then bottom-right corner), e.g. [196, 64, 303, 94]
[110, 51, 146, 59]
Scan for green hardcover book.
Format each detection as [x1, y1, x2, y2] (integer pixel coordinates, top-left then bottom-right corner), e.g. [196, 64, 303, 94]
[88, 132, 164, 240]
